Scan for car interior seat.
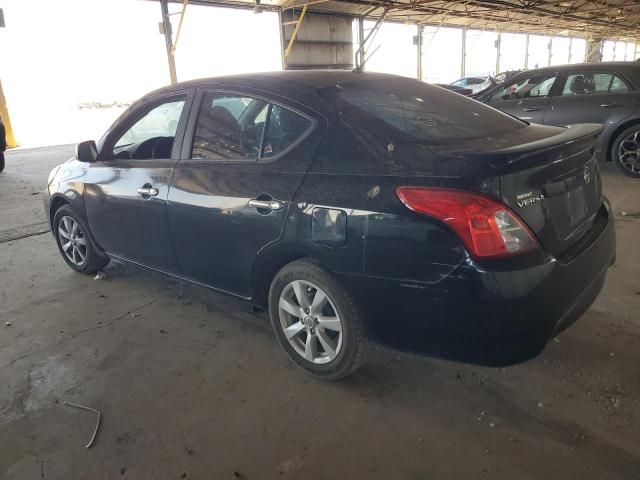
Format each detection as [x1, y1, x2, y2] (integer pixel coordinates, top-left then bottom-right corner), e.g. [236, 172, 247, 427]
[569, 75, 594, 95]
[151, 136, 175, 159]
[192, 105, 242, 159]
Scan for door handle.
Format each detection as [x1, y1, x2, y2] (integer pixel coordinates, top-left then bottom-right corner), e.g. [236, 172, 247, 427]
[137, 187, 159, 197]
[521, 107, 542, 112]
[248, 199, 284, 211]
[601, 103, 622, 108]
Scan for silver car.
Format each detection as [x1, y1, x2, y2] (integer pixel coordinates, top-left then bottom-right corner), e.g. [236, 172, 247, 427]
[478, 61, 640, 178]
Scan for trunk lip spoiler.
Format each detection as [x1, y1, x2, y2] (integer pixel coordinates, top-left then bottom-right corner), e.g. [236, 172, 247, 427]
[478, 123, 603, 156]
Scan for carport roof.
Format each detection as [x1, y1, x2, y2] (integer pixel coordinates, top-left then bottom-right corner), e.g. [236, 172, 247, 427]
[173, 0, 640, 41]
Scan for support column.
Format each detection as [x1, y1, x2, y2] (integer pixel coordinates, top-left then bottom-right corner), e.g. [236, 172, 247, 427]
[160, 0, 178, 84]
[416, 25, 423, 80]
[278, 9, 286, 69]
[568, 37, 573, 63]
[547, 37, 553, 66]
[357, 16, 365, 69]
[586, 38, 604, 62]
[461, 28, 466, 78]
[524, 33, 529, 69]
[495, 32, 501, 74]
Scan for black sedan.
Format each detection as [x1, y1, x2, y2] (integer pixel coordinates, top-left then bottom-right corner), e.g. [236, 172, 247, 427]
[45, 71, 615, 379]
[477, 61, 640, 178]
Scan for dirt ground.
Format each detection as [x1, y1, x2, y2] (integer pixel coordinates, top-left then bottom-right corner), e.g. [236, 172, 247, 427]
[1, 146, 639, 480]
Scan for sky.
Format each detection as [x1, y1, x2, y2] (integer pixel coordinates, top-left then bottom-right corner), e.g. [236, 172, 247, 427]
[0, 1, 636, 147]
[0, 0, 281, 146]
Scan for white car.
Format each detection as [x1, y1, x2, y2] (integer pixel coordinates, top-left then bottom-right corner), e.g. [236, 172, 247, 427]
[449, 76, 492, 94]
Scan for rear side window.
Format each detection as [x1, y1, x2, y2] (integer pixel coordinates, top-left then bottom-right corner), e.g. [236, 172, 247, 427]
[489, 74, 557, 101]
[322, 78, 525, 143]
[262, 105, 313, 158]
[191, 92, 312, 161]
[561, 72, 629, 96]
[192, 93, 267, 161]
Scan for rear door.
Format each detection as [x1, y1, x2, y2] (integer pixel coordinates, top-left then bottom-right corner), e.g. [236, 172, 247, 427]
[167, 88, 324, 297]
[544, 69, 639, 127]
[85, 92, 193, 272]
[484, 72, 559, 124]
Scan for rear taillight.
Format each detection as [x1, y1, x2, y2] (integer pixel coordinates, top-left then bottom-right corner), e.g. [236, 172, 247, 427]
[396, 187, 539, 259]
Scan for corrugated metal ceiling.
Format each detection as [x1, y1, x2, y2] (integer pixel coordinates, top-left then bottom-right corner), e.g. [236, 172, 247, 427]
[174, 0, 640, 41]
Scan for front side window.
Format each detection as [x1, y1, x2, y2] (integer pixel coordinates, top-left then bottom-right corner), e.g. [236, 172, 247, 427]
[489, 74, 557, 101]
[112, 98, 185, 160]
[561, 72, 629, 96]
[191, 92, 312, 161]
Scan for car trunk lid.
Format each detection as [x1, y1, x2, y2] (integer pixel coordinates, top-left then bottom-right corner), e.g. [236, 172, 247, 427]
[469, 123, 603, 257]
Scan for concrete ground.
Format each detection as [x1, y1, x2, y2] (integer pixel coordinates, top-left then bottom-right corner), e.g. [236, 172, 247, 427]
[1, 146, 639, 480]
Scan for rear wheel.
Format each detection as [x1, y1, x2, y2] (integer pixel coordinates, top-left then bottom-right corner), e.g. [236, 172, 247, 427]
[268, 259, 370, 380]
[53, 205, 109, 273]
[0, 153, 5, 173]
[612, 125, 640, 178]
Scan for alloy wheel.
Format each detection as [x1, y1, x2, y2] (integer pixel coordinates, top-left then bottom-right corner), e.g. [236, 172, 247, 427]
[278, 280, 343, 364]
[618, 130, 640, 175]
[58, 216, 87, 266]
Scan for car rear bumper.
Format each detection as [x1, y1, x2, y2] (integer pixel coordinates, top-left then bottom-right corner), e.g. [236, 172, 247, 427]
[340, 199, 616, 366]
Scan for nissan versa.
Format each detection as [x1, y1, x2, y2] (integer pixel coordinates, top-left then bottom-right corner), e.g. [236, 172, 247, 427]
[44, 71, 616, 379]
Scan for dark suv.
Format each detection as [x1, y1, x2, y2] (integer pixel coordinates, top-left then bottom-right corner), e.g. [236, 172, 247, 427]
[45, 71, 615, 379]
[477, 62, 640, 177]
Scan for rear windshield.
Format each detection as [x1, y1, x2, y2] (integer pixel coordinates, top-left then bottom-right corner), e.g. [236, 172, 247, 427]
[320, 78, 526, 143]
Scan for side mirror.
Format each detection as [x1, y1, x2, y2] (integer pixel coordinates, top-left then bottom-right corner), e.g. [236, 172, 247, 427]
[76, 140, 98, 163]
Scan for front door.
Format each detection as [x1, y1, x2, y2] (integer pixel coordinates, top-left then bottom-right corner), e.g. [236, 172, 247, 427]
[544, 69, 639, 127]
[167, 89, 323, 297]
[485, 72, 559, 124]
[84, 92, 192, 272]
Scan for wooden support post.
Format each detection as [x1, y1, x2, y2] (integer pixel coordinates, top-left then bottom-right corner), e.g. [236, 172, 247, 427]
[160, 0, 178, 84]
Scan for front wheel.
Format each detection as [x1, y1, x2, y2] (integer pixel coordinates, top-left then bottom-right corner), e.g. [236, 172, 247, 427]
[53, 205, 109, 274]
[268, 259, 370, 380]
[612, 125, 640, 178]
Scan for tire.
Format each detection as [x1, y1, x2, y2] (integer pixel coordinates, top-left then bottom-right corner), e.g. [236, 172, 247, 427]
[611, 124, 640, 178]
[268, 259, 370, 380]
[0, 152, 5, 173]
[53, 205, 109, 274]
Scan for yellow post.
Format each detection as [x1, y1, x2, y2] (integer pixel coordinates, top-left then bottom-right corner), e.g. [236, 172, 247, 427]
[284, 3, 308, 59]
[0, 78, 17, 147]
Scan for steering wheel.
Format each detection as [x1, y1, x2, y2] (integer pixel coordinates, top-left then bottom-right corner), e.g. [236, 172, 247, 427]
[132, 137, 160, 159]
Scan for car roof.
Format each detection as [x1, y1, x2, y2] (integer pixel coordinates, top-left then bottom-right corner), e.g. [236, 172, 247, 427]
[509, 61, 640, 88]
[142, 70, 413, 114]
[167, 70, 399, 92]
[520, 61, 639, 75]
